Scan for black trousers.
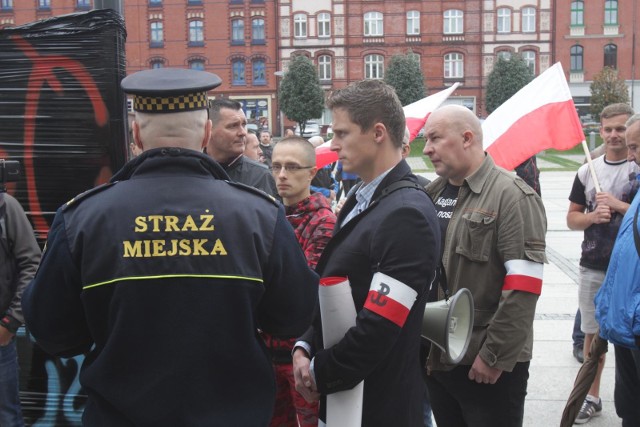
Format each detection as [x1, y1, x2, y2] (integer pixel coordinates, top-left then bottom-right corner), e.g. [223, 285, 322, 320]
[425, 361, 530, 427]
[614, 344, 640, 427]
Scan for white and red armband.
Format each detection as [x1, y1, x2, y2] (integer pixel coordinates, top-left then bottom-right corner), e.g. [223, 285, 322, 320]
[363, 272, 418, 327]
[502, 259, 543, 295]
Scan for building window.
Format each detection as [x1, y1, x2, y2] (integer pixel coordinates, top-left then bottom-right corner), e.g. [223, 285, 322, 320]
[444, 53, 463, 78]
[253, 60, 266, 85]
[150, 22, 163, 47]
[232, 60, 246, 85]
[444, 10, 463, 34]
[604, 44, 617, 68]
[38, 0, 51, 9]
[570, 45, 583, 71]
[522, 50, 536, 74]
[318, 55, 331, 81]
[189, 20, 204, 46]
[231, 19, 244, 45]
[1, 0, 13, 8]
[364, 54, 384, 79]
[497, 50, 512, 61]
[252, 18, 265, 44]
[149, 0, 161, 6]
[522, 7, 536, 33]
[294, 13, 307, 38]
[409, 52, 421, 67]
[76, 0, 90, 8]
[497, 8, 511, 33]
[605, 0, 618, 25]
[406, 10, 420, 35]
[364, 12, 383, 36]
[150, 59, 165, 69]
[318, 12, 331, 38]
[571, 1, 584, 26]
[190, 60, 205, 71]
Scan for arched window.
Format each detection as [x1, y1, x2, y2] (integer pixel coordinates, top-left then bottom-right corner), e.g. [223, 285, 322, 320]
[252, 18, 265, 44]
[150, 59, 165, 69]
[364, 12, 383, 36]
[444, 10, 463, 34]
[522, 7, 536, 33]
[318, 55, 332, 81]
[604, 44, 617, 68]
[497, 50, 512, 61]
[189, 60, 205, 71]
[189, 20, 204, 46]
[406, 10, 420, 35]
[318, 13, 331, 38]
[444, 53, 463, 78]
[364, 54, 384, 79]
[231, 19, 244, 44]
[253, 59, 266, 85]
[232, 60, 246, 85]
[570, 45, 583, 71]
[522, 50, 536, 74]
[497, 8, 511, 33]
[571, 1, 584, 26]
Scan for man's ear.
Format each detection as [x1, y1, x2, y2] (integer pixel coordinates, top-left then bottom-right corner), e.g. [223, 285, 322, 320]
[132, 121, 144, 151]
[373, 122, 386, 143]
[202, 119, 212, 150]
[462, 130, 474, 148]
[309, 167, 318, 181]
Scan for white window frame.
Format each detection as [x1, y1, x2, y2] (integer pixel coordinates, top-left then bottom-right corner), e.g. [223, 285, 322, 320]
[522, 7, 536, 33]
[497, 8, 511, 33]
[522, 50, 536, 74]
[294, 14, 307, 38]
[150, 21, 163, 44]
[444, 53, 463, 78]
[443, 9, 463, 34]
[189, 20, 204, 43]
[364, 12, 383, 37]
[364, 54, 384, 79]
[406, 10, 420, 35]
[318, 13, 331, 38]
[318, 55, 332, 81]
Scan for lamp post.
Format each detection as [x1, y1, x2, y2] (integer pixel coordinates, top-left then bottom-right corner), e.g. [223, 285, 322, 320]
[274, 71, 285, 137]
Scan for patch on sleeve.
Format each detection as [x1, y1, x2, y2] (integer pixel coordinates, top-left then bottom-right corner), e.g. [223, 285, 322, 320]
[363, 272, 418, 327]
[502, 259, 543, 295]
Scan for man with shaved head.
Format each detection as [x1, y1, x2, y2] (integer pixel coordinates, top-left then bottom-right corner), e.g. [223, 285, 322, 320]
[422, 105, 547, 427]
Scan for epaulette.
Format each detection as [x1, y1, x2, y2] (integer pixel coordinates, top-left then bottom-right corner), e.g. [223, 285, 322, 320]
[513, 176, 537, 196]
[225, 181, 279, 207]
[62, 182, 117, 210]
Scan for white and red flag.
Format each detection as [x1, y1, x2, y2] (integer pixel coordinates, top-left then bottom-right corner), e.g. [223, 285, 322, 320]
[314, 83, 460, 168]
[483, 62, 585, 171]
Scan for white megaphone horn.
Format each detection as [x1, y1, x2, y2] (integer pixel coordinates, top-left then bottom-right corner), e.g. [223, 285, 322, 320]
[421, 288, 474, 364]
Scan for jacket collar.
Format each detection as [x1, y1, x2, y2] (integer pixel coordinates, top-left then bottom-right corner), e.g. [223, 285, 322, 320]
[430, 154, 494, 195]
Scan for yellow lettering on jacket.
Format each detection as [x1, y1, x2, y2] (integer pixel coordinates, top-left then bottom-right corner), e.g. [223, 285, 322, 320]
[122, 239, 228, 257]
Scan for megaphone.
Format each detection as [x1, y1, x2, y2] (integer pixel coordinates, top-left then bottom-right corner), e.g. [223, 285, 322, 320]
[421, 288, 474, 364]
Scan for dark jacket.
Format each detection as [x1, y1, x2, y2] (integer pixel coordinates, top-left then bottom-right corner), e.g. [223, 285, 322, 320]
[224, 154, 277, 198]
[23, 148, 318, 427]
[0, 193, 40, 332]
[305, 160, 440, 427]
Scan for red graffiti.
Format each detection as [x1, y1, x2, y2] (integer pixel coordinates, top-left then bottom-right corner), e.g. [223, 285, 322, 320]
[10, 35, 109, 236]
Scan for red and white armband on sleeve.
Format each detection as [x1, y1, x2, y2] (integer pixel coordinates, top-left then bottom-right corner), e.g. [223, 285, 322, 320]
[363, 272, 418, 327]
[502, 259, 544, 295]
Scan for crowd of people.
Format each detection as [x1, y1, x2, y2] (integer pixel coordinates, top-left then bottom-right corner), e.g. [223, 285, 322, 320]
[0, 66, 637, 427]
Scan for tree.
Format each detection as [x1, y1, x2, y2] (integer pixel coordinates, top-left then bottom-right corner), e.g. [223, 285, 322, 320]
[485, 54, 534, 114]
[383, 53, 426, 106]
[589, 66, 629, 120]
[278, 55, 325, 135]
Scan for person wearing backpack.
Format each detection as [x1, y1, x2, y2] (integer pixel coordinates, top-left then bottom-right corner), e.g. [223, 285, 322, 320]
[595, 113, 640, 427]
[0, 190, 40, 427]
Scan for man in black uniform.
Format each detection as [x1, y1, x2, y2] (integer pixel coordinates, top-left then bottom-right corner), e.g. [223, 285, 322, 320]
[23, 68, 318, 427]
[207, 99, 278, 197]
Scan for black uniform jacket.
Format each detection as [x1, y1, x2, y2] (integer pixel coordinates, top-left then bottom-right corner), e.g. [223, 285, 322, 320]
[224, 154, 277, 198]
[23, 148, 318, 427]
[304, 160, 441, 427]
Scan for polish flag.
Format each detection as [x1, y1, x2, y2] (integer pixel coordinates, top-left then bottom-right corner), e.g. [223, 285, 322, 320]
[315, 83, 460, 168]
[483, 62, 585, 171]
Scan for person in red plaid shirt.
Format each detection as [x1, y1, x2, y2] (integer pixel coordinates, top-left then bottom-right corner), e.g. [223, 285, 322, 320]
[264, 136, 337, 426]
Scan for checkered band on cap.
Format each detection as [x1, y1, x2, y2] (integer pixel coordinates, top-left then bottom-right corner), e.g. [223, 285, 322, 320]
[133, 91, 208, 113]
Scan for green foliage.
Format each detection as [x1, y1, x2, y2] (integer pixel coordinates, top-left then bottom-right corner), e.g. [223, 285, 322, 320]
[589, 67, 630, 119]
[278, 56, 325, 134]
[485, 54, 533, 114]
[383, 53, 426, 106]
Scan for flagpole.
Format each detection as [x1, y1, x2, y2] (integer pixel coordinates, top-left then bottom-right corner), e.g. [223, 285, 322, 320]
[581, 140, 602, 193]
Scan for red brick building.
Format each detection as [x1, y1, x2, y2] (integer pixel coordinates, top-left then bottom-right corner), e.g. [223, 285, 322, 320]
[555, 0, 640, 121]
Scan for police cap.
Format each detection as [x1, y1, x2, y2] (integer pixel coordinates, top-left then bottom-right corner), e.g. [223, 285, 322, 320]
[121, 68, 222, 114]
